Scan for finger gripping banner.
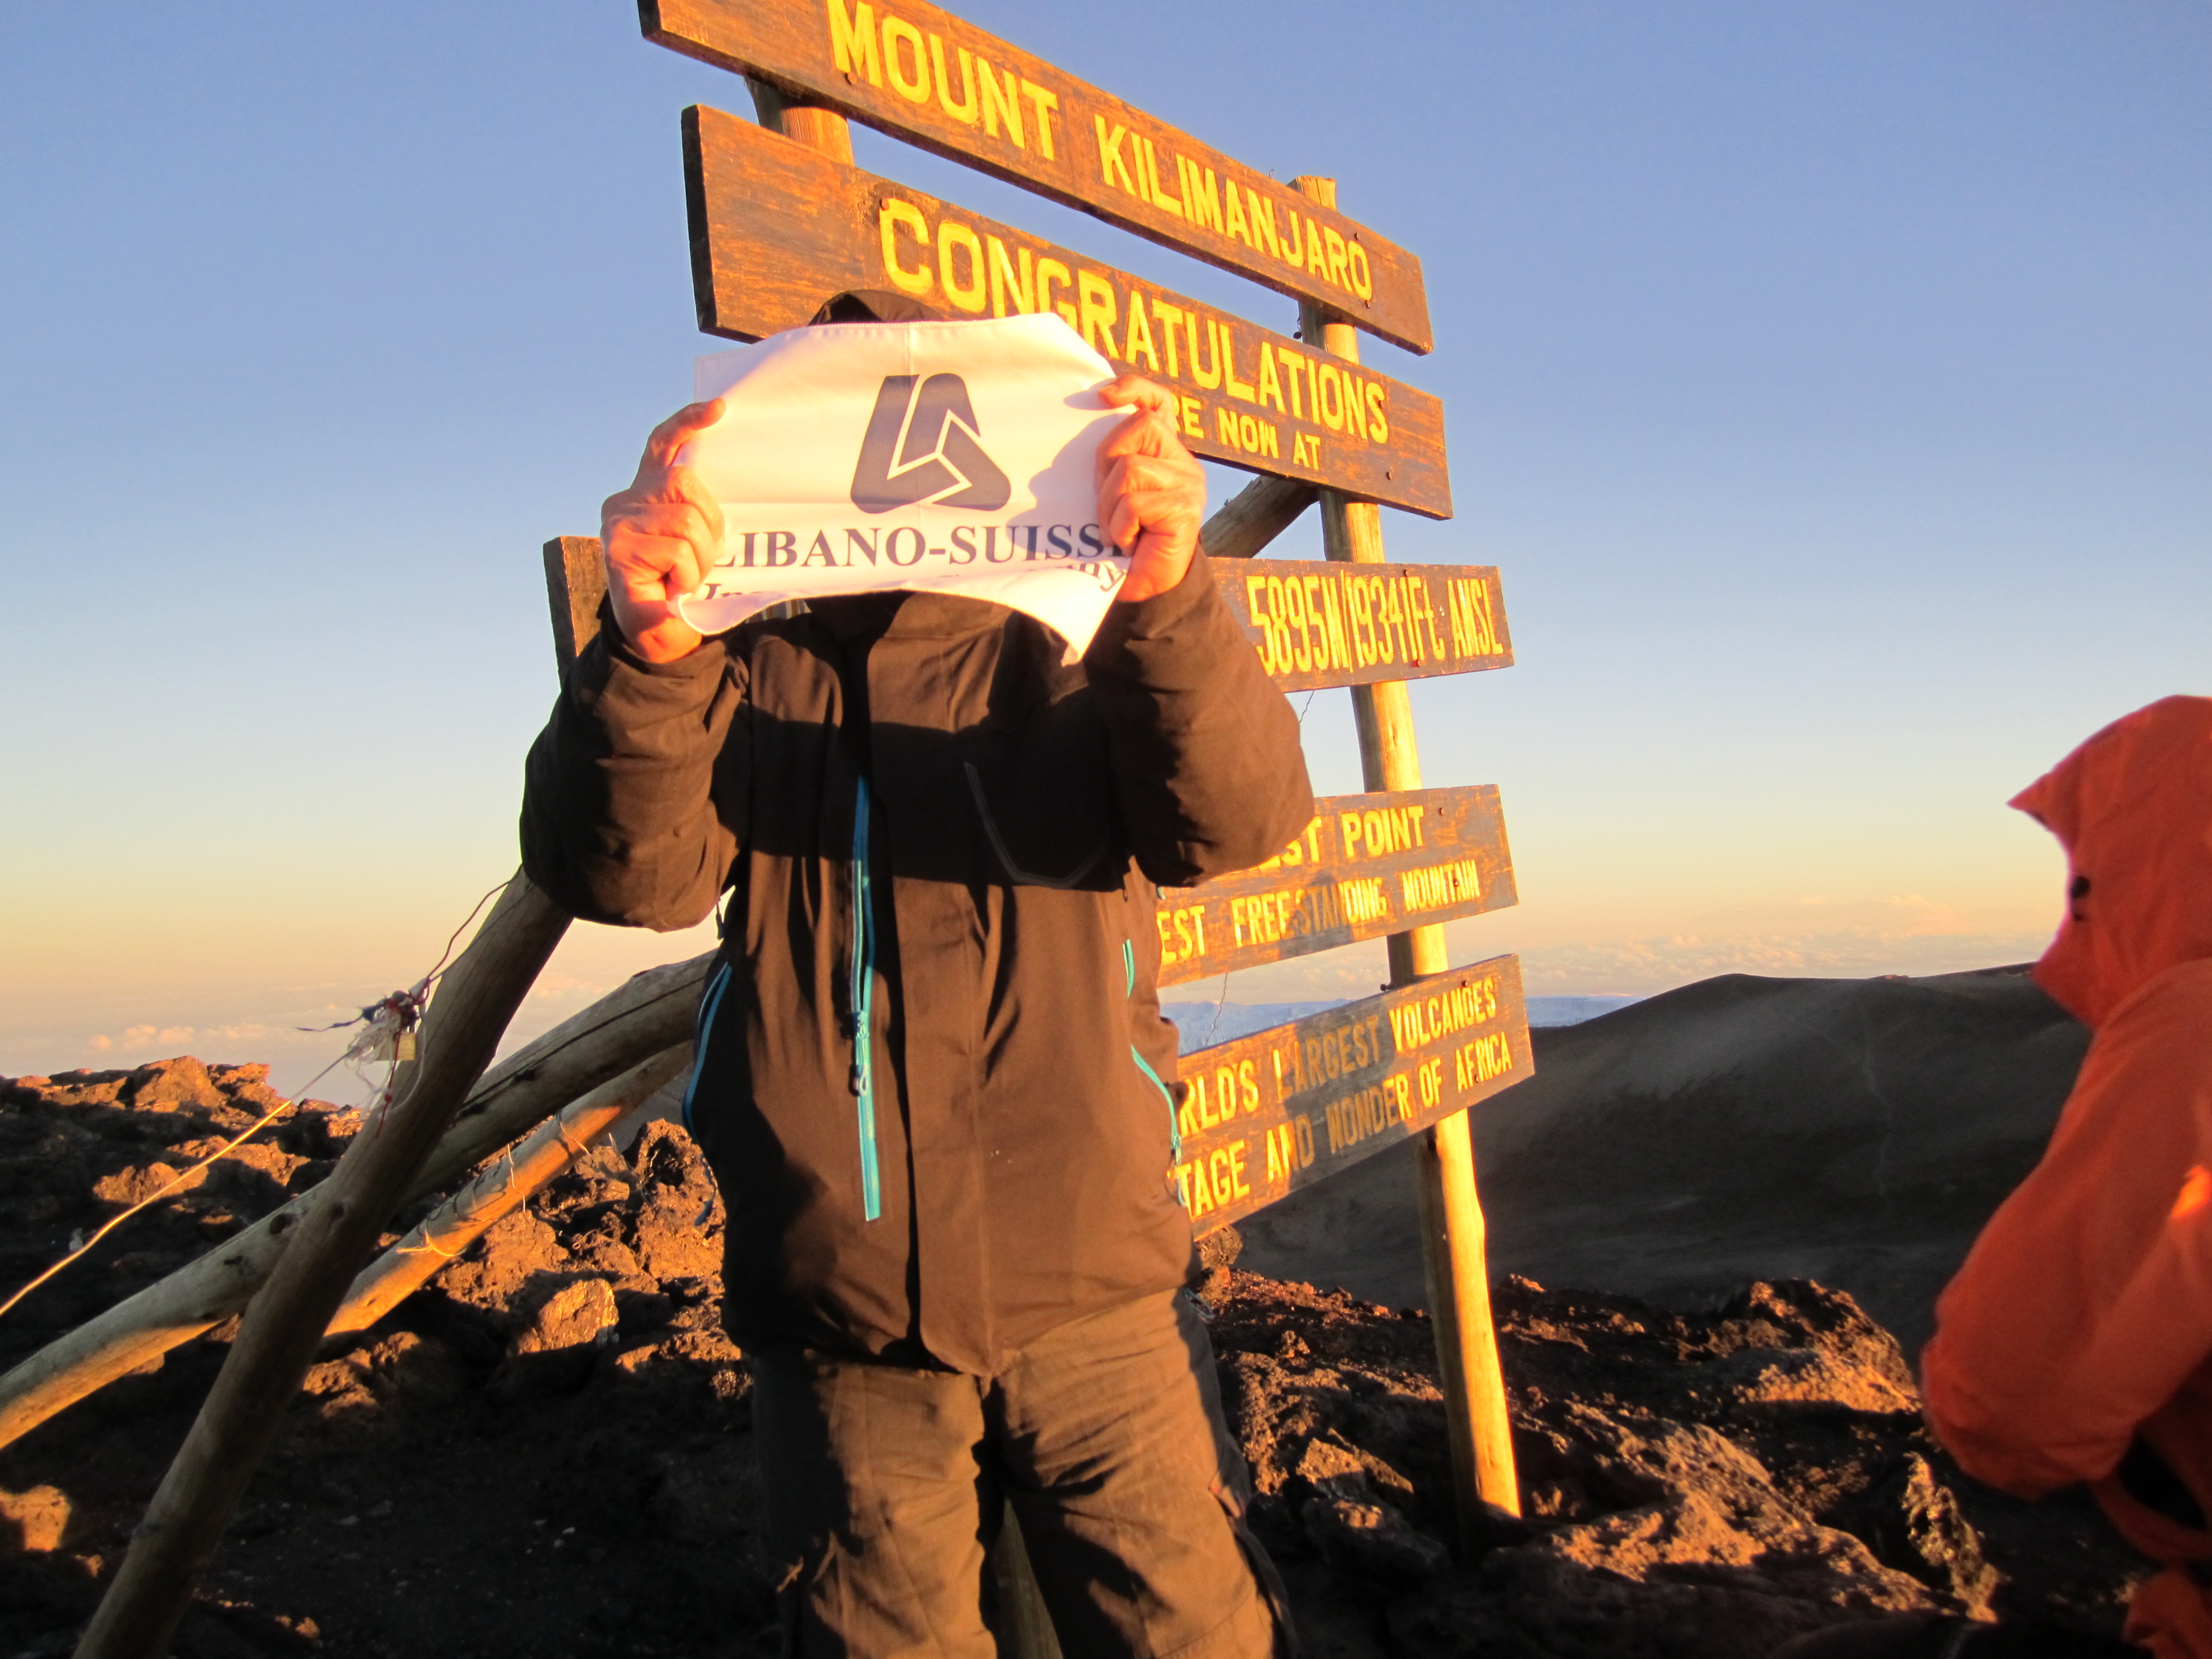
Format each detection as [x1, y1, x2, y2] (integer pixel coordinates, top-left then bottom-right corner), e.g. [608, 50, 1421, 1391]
[678, 313, 1130, 651]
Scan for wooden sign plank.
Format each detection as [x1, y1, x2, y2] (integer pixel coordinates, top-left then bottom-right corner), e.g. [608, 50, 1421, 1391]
[1219, 561, 1511, 692]
[1171, 955, 1532, 1235]
[684, 107, 1451, 520]
[1155, 787, 1515, 988]
[542, 536, 608, 679]
[645, 0, 1435, 354]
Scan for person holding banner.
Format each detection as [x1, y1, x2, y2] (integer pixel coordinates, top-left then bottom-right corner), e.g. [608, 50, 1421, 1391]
[521, 292, 1310, 1658]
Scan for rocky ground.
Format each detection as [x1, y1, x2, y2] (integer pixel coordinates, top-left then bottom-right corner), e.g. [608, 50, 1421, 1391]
[0, 1059, 2148, 1659]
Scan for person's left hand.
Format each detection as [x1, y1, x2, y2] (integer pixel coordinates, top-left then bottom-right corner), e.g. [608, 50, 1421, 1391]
[1096, 375, 1206, 603]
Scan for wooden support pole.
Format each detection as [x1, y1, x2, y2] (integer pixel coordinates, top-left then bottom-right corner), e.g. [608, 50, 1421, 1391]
[1293, 177, 1521, 1539]
[992, 1502, 1067, 1659]
[326, 1044, 692, 1338]
[746, 77, 855, 165]
[1200, 475, 1318, 562]
[73, 877, 570, 1659]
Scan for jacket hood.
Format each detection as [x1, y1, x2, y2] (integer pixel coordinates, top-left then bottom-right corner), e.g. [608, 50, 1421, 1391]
[807, 290, 950, 325]
[2011, 694, 2212, 1027]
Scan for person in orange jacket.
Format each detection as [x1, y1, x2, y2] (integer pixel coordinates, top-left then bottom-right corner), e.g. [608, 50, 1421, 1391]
[1778, 695, 2212, 1659]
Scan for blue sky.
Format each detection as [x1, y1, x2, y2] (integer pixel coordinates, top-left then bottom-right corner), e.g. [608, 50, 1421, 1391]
[3, 2, 2205, 1090]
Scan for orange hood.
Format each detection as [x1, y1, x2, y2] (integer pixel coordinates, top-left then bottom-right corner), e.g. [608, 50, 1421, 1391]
[2012, 695, 2212, 1029]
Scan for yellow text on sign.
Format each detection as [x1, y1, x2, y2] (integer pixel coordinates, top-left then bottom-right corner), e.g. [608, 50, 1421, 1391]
[1177, 1058, 1260, 1140]
[1242, 571, 1505, 683]
[1174, 1140, 1252, 1218]
[1387, 976, 1502, 1056]
[871, 196, 1398, 468]
[830, 0, 1062, 157]
[822, 0, 1382, 315]
[1453, 1030, 1517, 1090]
[1155, 902, 1207, 970]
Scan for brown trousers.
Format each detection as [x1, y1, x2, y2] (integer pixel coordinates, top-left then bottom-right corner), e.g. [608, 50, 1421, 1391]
[750, 1291, 1288, 1659]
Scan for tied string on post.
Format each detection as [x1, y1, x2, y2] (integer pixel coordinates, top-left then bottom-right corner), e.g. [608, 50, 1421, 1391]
[380, 1141, 521, 1271]
[299, 878, 510, 1136]
[388, 1092, 599, 1270]
[0, 878, 515, 1327]
[0, 1089, 307, 1325]
[301, 985, 427, 1135]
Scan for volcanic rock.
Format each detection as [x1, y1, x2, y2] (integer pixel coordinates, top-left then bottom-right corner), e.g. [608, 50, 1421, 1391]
[0, 1049, 2150, 1658]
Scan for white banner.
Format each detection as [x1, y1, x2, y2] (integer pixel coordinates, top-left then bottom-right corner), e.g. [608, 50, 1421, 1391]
[677, 314, 1134, 653]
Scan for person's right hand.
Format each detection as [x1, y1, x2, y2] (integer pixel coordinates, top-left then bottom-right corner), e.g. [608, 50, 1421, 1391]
[599, 399, 726, 664]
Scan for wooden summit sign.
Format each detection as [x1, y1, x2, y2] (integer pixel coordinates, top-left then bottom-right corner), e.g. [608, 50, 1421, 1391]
[1155, 786, 1515, 988]
[1216, 560, 1509, 692]
[1169, 956, 1532, 1233]
[685, 107, 1451, 519]
[645, 0, 1435, 354]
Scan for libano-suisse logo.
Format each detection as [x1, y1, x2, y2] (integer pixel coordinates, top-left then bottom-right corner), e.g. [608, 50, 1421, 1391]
[850, 374, 1012, 513]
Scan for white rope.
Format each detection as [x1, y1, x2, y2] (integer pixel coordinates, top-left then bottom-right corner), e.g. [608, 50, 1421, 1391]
[0, 877, 514, 1327]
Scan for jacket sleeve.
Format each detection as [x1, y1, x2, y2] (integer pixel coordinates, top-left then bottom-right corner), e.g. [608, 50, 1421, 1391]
[1919, 964, 2212, 1498]
[519, 608, 746, 930]
[1084, 548, 1314, 886]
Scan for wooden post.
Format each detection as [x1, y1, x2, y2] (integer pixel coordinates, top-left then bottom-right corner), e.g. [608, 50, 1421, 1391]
[745, 77, 855, 165]
[542, 536, 607, 680]
[742, 77, 1071, 1659]
[73, 877, 570, 1659]
[991, 1502, 1066, 1659]
[1293, 177, 1521, 1539]
[326, 1044, 692, 1337]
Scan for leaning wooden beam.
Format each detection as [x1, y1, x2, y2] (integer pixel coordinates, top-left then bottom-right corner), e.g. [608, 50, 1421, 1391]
[412, 951, 711, 1190]
[74, 875, 571, 1659]
[326, 1044, 692, 1337]
[0, 948, 712, 1455]
[1200, 474, 1318, 562]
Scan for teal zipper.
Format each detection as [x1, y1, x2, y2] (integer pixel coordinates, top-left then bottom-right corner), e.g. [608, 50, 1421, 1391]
[849, 778, 883, 1222]
[1124, 939, 1180, 1160]
[680, 961, 734, 1136]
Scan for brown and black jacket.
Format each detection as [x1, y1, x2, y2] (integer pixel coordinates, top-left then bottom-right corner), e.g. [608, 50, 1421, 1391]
[519, 556, 1311, 1375]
